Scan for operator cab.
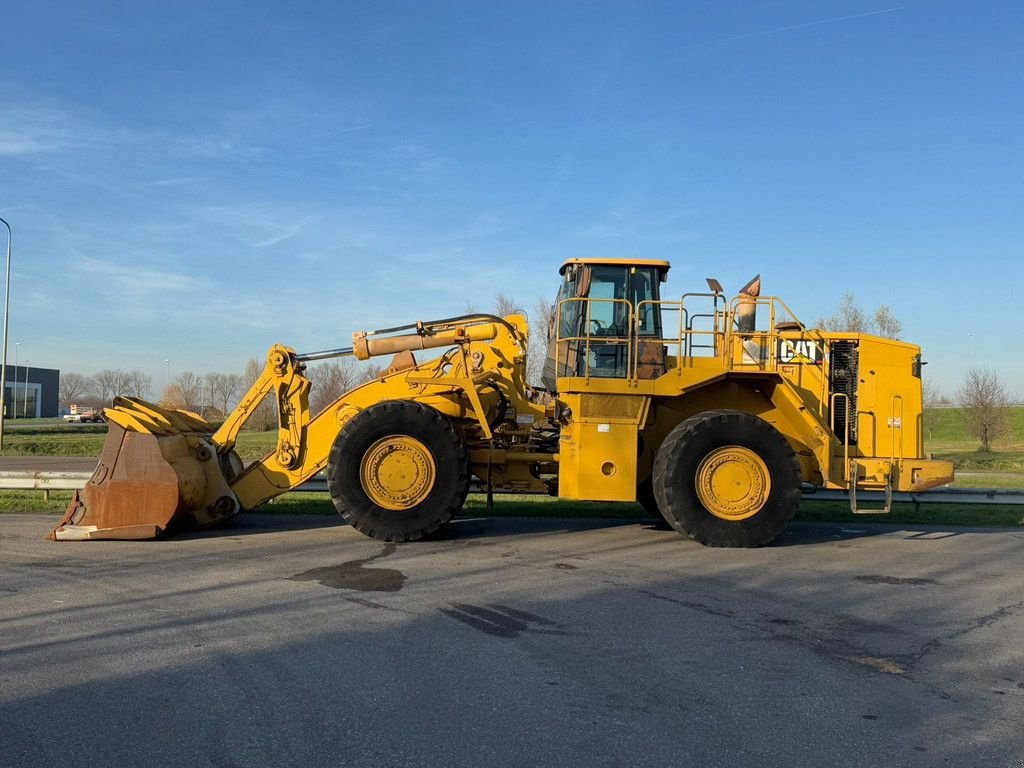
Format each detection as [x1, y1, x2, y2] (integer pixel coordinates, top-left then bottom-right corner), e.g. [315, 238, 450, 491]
[542, 258, 670, 391]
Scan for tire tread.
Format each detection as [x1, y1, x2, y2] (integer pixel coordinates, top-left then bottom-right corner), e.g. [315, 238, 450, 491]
[652, 410, 801, 547]
[328, 400, 470, 542]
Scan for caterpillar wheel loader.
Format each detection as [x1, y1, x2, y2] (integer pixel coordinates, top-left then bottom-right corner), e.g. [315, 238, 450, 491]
[48, 258, 953, 547]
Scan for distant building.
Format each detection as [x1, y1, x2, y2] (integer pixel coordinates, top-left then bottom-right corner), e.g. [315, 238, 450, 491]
[4, 366, 59, 418]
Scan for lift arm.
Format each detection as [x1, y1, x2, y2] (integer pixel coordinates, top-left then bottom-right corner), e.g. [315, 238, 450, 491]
[221, 319, 526, 511]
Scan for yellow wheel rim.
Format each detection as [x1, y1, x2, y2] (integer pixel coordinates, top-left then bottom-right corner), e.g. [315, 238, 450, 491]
[359, 436, 436, 511]
[695, 446, 771, 521]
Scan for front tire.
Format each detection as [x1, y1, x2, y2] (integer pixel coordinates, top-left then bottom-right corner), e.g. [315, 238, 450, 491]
[652, 410, 800, 547]
[328, 401, 470, 542]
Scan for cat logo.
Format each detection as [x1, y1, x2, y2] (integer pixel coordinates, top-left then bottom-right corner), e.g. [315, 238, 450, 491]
[777, 339, 821, 365]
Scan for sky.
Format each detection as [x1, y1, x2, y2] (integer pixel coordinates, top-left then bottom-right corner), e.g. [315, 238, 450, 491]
[1, 0, 1021, 396]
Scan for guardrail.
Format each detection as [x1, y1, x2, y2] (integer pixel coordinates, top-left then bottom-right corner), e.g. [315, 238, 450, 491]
[798, 486, 1024, 506]
[2, 471, 1022, 506]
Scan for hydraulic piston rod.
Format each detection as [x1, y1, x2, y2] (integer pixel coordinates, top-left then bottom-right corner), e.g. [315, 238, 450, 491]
[351, 323, 499, 360]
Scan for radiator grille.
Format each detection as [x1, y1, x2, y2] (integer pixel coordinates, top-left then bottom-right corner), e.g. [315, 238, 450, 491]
[829, 341, 859, 445]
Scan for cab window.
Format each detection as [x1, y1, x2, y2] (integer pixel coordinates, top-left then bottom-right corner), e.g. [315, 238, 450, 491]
[587, 266, 628, 334]
[633, 267, 661, 337]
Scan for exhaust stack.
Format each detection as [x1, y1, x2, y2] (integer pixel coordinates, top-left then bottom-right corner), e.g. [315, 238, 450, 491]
[735, 274, 761, 333]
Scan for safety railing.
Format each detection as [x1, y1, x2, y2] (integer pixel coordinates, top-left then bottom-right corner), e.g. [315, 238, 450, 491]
[726, 296, 827, 369]
[558, 294, 832, 401]
[728, 296, 834, 421]
[830, 392, 916, 491]
[630, 293, 727, 379]
[632, 300, 682, 377]
[729, 295, 780, 370]
[555, 297, 634, 381]
[632, 294, 830, 378]
[830, 392, 852, 482]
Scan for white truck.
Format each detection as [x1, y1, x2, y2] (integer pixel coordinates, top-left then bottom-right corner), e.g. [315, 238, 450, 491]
[63, 405, 104, 423]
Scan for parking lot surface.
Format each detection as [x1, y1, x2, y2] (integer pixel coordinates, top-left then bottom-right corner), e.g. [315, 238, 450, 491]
[2, 513, 1023, 767]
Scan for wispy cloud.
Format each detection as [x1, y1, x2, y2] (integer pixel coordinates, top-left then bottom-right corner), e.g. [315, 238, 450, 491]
[148, 176, 203, 187]
[298, 123, 376, 141]
[253, 216, 315, 248]
[391, 142, 446, 174]
[575, 207, 636, 239]
[79, 258, 202, 294]
[573, 205, 699, 247]
[186, 204, 323, 249]
[706, 7, 904, 47]
[0, 105, 93, 156]
[174, 136, 264, 161]
[0, 100, 267, 167]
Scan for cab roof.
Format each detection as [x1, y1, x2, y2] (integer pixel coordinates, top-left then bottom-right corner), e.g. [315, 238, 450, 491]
[559, 257, 671, 275]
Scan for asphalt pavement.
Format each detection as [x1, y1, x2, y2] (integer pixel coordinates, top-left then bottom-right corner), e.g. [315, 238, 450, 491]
[2, 513, 1023, 767]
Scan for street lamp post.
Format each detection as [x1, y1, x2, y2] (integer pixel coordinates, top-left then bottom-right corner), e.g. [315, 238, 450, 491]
[0, 216, 10, 447]
[12, 342, 19, 420]
[23, 359, 29, 419]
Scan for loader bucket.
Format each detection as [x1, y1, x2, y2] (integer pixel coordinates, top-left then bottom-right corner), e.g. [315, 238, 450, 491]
[47, 398, 243, 541]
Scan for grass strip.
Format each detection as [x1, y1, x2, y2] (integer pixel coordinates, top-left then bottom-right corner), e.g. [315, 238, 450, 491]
[0, 428, 277, 459]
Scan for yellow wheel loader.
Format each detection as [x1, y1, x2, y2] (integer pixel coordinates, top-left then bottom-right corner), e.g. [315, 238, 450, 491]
[49, 258, 953, 547]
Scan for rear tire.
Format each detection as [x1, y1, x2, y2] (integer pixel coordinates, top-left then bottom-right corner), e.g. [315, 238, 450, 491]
[328, 401, 470, 542]
[652, 410, 800, 547]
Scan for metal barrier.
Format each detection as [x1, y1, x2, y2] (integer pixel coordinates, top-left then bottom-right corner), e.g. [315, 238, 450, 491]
[2, 471, 1021, 506]
[0, 471, 332, 497]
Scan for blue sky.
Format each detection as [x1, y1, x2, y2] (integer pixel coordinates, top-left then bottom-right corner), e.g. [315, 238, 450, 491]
[1, 1, 1021, 395]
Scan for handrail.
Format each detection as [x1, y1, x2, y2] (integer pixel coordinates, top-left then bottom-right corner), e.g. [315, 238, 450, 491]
[633, 299, 684, 379]
[556, 297, 634, 381]
[562, 293, 833, 391]
[632, 296, 723, 377]
[860, 410, 877, 458]
[830, 392, 851, 482]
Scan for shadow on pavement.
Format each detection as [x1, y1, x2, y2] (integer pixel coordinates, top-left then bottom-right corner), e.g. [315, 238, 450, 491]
[177, 512, 1017, 549]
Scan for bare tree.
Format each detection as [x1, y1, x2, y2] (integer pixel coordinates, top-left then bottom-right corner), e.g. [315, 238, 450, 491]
[873, 305, 902, 339]
[59, 372, 95, 408]
[494, 293, 524, 317]
[242, 357, 277, 431]
[92, 369, 134, 404]
[163, 371, 204, 413]
[956, 367, 1012, 452]
[816, 292, 871, 333]
[308, 360, 359, 414]
[922, 375, 942, 443]
[205, 372, 243, 418]
[817, 292, 905, 338]
[359, 364, 386, 383]
[124, 370, 152, 399]
[922, 376, 943, 409]
[527, 296, 556, 386]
